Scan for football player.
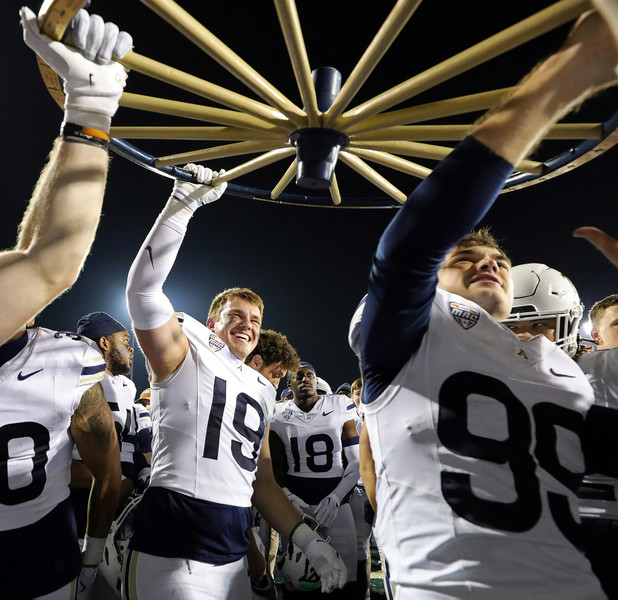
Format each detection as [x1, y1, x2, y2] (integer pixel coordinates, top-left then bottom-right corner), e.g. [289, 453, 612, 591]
[0, 320, 120, 599]
[76, 312, 139, 504]
[572, 229, 618, 599]
[502, 263, 584, 356]
[588, 294, 618, 350]
[270, 361, 361, 598]
[505, 263, 618, 598]
[345, 378, 373, 599]
[1, 8, 130, 346]
[358, 9, 618, 599]
[245, 329, 300, 589]
[124, 165, 346, 599]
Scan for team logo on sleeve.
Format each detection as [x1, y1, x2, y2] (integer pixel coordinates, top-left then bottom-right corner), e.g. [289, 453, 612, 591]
[208, 333, 225, 352]
[449, 302, 480, 330]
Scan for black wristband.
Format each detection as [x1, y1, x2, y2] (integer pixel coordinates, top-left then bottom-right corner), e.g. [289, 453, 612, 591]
[61, 122, 110, 150]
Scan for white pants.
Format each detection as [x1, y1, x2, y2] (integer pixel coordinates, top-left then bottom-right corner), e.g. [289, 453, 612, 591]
[36, 581, 77, 600]
[349, 486, 372, 560]
[122, 550, 250, 600]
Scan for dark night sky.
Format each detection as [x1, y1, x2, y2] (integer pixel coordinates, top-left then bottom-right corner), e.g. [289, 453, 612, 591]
[2, 0, 617, 393]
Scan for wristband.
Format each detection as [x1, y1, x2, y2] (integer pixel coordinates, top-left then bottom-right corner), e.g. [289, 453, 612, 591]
[289, 521, 315, 550]
[81, 535, 107, 566]
[61, 122, 110, 150]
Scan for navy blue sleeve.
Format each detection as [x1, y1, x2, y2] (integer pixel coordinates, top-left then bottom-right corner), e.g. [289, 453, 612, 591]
[361, 137, 514, 404]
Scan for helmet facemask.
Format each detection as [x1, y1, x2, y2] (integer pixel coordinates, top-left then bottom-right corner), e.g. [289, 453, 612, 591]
[504, 264, 583, 357]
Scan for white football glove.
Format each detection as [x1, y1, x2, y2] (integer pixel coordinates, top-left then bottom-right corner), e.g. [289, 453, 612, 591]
[20, 6, 132, 131]
[291, 522, 347, 593]
[136, 466, 151, 494]
[171, 164, 227, 208]
[282, 486, 309, 516]
[314, 492, 340, 529]
[77, 566, 98, 593]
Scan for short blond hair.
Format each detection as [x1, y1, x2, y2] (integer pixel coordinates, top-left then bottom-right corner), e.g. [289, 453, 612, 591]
[208, 287, 264, 322]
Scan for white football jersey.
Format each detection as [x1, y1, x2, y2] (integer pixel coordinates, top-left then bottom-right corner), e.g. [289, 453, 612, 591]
[577, 348, 618, 519]
[101, 373, 138, 464]
[364, 289, 603, 599]
[148, 313, 276, 507]
[0, 328, 104, 530]
[270, 394, 355, 480]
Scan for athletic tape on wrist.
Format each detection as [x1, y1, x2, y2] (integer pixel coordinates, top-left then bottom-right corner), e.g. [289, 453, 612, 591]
[81, 535, 107, 566]
[289, 521, 315, 550]
[61, 122, 110, 150]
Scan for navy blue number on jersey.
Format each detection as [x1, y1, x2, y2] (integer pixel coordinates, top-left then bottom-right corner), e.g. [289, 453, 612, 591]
[290, 434, 335, 473]
[437, 371, 582, 548]
[0, 422, 49, 505]
[202, 376, 265, 471]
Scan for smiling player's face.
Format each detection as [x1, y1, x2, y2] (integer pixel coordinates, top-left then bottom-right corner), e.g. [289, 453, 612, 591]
[211, 297, 261, 361]
[438, 244, 513, 321]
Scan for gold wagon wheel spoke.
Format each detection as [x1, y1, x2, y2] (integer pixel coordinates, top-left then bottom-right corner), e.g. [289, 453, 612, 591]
[35, 0, 617, 208]
[351, 123, 604, 142]
[119, 93, 289, 133]
[139, 0, 307, 126]
[118, 52, 294, 129]
[274, 0, 320, 126]
[334, 0, 590, 131]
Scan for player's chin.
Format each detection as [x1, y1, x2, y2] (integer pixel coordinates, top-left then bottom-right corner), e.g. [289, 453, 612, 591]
[232, 338, 256, 357]
[471, 289, 510, 318]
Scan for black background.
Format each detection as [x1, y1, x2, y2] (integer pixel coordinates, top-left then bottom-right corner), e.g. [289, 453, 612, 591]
[2, 0, 617, 392]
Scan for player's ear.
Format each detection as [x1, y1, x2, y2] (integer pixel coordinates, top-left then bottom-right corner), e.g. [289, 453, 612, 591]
[591, 328, 602, 345]
[250, 355, 263, 369]
[98, 335, 110, 351]
[206, 317, 215, 331]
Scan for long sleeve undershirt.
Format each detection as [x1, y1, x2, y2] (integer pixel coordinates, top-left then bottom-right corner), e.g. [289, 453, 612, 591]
[360, 137, 514, 404]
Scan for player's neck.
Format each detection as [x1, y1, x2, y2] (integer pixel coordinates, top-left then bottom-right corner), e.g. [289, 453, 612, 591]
[294, 394, 319, 413]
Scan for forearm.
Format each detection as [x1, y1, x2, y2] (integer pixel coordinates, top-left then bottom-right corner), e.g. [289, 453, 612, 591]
[253, 455, 302, 539]
[362, 138, 513, 399]
[85, 470, 121, 538]
[254, 482, 303, 540]
[359, 424, 377, 512]
[330, 442, 360, 502]
[126, 197, 193, 331]
[0, 140, 108, 344]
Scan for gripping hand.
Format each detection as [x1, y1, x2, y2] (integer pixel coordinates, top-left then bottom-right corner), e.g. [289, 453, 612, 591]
[20, 6, 131, 131]
[314, 492, 340, 529]
[171, 164, 227, 208]
[291, 522, 347, 593]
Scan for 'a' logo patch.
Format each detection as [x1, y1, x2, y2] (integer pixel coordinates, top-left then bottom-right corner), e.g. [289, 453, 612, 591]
[450, 302, 480, 330]
[208, 333, 225, 352]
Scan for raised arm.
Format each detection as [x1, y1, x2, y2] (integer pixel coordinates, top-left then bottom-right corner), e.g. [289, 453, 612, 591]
[362, 9, 618, 403]
[126, 164, 226, 381]
[0, 9, 130, 344]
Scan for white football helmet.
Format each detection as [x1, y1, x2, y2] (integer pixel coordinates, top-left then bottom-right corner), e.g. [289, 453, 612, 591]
[348, 295, 366, 361]
[99, 495, 142, 597]
[504, 263, 583, 356]
[277, 539, 322, 592]
[316, 377, 332, 395]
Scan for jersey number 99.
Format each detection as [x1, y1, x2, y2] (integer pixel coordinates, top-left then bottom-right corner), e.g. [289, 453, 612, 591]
[437, 371, 582, 549]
